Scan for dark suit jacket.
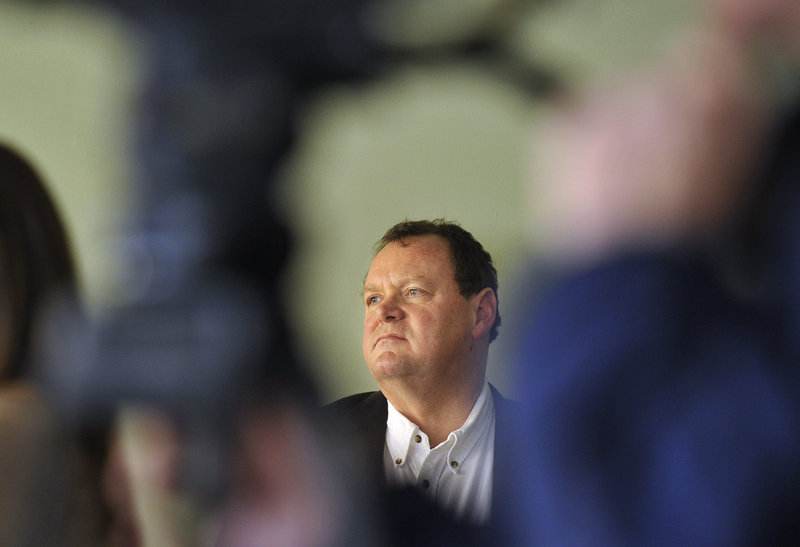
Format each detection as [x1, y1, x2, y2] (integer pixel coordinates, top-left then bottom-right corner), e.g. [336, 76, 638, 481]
[325, 383, 519, 523]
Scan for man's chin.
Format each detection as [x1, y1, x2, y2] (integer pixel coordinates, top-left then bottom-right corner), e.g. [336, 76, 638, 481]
[367, 355, 412, 380]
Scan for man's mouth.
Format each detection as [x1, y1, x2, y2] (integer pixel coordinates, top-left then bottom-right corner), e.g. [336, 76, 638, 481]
[375, 334, 406, 346]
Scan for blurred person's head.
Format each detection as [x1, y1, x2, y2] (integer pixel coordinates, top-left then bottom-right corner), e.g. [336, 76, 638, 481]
[710, 0, 800, 54]
[0, 144, 75, 381]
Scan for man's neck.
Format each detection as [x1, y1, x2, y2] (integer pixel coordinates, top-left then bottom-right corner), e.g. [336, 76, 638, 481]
[380, 376, 486, 446]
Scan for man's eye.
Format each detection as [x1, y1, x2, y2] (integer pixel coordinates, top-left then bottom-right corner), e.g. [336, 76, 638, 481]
[408, 288, 421, 296]
[366, 295, 381, 306]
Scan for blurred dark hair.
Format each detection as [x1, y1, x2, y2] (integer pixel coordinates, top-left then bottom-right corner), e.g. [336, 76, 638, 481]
[0, 144, 76, 381]
[376, 219, 501, 342]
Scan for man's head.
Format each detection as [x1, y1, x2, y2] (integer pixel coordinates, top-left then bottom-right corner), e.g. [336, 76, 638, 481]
[375, 220, 501, 342]
[362, 220, 499, 392]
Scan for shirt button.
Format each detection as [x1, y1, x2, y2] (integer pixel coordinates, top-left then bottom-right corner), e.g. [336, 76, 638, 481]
[395, 458, 403, 465]
[450, 461, 459, 469]
[421, 480, 430, 489]
[414, 434, 422, 443]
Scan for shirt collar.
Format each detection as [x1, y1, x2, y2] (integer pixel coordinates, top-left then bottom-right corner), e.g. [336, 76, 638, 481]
[386, 398, 419, 468]
[385, 380, 495, 473]
[445, 380, 494, 474]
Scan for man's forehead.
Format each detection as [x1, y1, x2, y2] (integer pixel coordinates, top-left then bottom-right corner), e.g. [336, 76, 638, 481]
[363, 235, 454, 284]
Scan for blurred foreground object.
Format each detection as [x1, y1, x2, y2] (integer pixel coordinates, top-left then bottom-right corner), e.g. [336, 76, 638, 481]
[526, 22, 766, 265]
[496, 1, 800, 545]
[31, 1, 392, 545]
[0, 143, 107, 546]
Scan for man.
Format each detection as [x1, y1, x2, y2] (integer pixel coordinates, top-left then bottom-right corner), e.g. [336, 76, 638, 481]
[327, 219, 516, 527]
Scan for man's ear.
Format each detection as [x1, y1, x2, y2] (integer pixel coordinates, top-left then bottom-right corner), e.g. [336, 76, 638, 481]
[471, 288, 497, 340]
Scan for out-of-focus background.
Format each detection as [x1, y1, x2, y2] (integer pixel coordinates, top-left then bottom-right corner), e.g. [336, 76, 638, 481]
[0, 0, 698, 402]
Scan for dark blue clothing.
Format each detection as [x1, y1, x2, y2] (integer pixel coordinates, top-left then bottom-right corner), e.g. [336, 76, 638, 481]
[497, 102, 800, 546]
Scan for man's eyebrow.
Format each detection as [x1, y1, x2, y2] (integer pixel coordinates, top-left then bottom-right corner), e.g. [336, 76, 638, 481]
[362, 276, 434, 295]
[362, 284, 379, 297]
[402, 275, 434, 286]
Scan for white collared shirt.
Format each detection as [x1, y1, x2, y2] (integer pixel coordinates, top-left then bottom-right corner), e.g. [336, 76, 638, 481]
[383, 381, 495, 525]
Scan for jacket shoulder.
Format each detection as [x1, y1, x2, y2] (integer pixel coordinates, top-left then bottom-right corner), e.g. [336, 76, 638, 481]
[324, 391, 386, 422]
[489, 383, 520, 409]
[323, 391, 387, 476]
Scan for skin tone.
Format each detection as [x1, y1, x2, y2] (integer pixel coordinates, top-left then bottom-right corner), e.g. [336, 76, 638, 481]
[528, 0, 800, 267]
[362, 235, 497, 446]
[710, 0, 800, 47]
[528, 23, 763, 265]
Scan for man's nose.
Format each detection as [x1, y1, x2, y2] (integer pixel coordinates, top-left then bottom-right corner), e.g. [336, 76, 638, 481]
[376, 294, 404, 322]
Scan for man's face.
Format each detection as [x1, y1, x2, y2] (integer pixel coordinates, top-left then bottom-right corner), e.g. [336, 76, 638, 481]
[362, 235, 477, 386]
